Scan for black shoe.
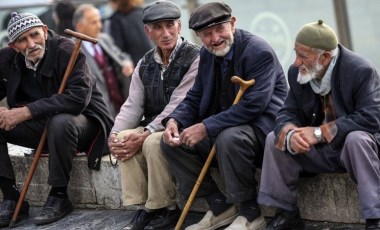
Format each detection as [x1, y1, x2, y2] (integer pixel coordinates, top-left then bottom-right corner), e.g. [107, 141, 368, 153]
[34, 196, 73, 225]
[0, 200, 29, 227]
[266, 208, 305, 230]
[366, 219, 380, 229]
[144, 207, 181, 230]
[123, 209, 157, 230]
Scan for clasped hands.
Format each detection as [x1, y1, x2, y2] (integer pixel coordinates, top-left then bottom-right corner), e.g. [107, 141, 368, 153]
[0, 106, 32, 131]
[162, 119, 207, 147]
[289, 126, 319, 154]
[108, 131, 148, 161]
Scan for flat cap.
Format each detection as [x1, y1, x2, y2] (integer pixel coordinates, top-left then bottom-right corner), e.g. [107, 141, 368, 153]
[296, 19, 338, 50]
[142, 0, 181, 24]
[189, 2, 231, 31]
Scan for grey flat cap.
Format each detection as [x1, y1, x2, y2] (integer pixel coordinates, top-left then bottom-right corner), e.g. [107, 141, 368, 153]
[143, 0, 181, 24]
[189, 2, 231, 31]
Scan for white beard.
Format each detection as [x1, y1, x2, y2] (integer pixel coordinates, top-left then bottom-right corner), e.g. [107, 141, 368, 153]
[297, 62, 324, 84]
[206, 36, 233, 57]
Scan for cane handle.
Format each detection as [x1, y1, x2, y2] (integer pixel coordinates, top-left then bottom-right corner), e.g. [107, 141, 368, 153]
[64, 29, 98, 44]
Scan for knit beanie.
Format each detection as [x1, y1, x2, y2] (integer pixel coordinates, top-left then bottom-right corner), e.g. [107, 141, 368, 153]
[295, 19, 338, 50]
[7, 12, 44, 42]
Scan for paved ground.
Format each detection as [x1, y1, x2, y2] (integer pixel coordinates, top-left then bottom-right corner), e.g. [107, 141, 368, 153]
[1, 206, 366, 230]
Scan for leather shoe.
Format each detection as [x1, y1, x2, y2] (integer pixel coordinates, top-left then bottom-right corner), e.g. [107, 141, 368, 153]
[266, 208, 305, 230]
[0, 200, 29, 227]
[144, 206, 181, 230]
[123, 209, 156, 230]
[366, 219, 380, 229]
[34, 196, 73, 225]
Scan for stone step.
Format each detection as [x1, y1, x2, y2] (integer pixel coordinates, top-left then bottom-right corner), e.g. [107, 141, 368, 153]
[1, 145, 363, 224]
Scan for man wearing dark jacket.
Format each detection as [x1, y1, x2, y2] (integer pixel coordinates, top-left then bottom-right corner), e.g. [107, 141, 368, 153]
[0, 12, 113, 227]
[161, 2, 287, 230]
[258, 20, 380, 230]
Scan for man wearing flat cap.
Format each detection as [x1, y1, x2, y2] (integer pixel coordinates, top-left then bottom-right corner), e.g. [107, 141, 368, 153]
[257, 20, 380, 229]
[161, 2, 287, 230]
[0, 12, 113, 227]
[107, 1, 200, 229]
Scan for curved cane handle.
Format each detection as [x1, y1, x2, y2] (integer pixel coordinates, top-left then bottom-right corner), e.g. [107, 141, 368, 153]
[231, 76, 255, 105]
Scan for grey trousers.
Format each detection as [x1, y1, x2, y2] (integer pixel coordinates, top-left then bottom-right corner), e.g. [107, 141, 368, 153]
[161, 124, 263, 204]
[258, 131, 380, 219]
[0, 113, 98, 187]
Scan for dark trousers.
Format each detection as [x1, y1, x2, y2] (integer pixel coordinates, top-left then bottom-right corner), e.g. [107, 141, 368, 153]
[161, 124, 263, 204]
[0, 113, 98, 187]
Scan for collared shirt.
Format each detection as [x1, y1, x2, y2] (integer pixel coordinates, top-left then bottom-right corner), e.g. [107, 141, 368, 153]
[25, 57, 41, 71]
[215, 44, 234, 74]
[153, 38, 183, 80]
[111, 38, 199, 133]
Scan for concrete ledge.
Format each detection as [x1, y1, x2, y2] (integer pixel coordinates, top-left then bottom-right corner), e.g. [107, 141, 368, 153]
[1, 153, 362, 224]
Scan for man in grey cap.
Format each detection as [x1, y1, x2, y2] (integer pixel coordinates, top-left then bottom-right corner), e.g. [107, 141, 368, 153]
[258, 20, 380, 229]
[0, 12, 113, 226]
[161, 2, 287, 230]
[107, 0, 200, 229]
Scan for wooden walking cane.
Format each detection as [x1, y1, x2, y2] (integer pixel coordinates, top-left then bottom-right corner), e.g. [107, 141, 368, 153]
[175, 76, 255, 230]
[9, 29, 98, 227]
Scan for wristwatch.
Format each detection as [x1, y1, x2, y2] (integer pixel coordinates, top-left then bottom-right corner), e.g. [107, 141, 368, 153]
[314, 127, 323, 143]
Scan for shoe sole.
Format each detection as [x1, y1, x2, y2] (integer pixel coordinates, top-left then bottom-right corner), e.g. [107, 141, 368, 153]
[205, 213, 239, 230]
[249, 215, 266, 230]
[34, 206, 73, 225]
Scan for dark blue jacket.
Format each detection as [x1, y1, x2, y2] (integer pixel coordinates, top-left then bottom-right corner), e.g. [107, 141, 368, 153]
[275, 45, 380, 150]
[166, 29, 288, 138]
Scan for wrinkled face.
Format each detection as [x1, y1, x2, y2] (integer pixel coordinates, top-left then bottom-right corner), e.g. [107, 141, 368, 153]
[75, 8, 102, 39]
[293, 43, 327, 84]
[145, 19, 181, 53]
[196, 17, 236, 57]
[9, 26, 48, 64]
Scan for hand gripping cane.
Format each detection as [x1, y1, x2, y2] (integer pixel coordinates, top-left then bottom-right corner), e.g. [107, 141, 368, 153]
[175, 76, 255, 230]
[9, 29, 98, 227]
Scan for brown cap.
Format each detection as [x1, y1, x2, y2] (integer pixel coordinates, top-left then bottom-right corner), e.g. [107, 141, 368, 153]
[189, 2, 231, 31]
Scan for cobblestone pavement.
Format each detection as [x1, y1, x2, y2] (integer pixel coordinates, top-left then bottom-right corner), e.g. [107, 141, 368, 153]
[1, 207, 365, 230]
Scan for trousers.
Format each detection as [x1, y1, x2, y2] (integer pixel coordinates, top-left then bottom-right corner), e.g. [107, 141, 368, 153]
[258, 131, 380, 219]
[0, 113, 98, 187]
[161, 124, 264, 204]
[118, 127, 177, 209]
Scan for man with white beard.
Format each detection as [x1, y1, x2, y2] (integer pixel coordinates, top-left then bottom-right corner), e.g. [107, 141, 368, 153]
[258, 20, 380, 230]
[160, 2, 287, 229]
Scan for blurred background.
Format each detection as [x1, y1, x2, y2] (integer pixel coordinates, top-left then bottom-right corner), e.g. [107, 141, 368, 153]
[0, 0, 379, 73]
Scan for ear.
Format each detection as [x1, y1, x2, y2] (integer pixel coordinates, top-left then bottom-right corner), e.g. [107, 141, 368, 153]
[177, 19, 182, 33]
[8, 42, 20, 52]
[230, 16, 236, 33]
[144, 25, 150, 37]
[320, 51, 332, 66]
[42, 25, 48, 40]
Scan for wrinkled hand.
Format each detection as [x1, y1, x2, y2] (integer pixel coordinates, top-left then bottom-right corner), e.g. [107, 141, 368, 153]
[162, 118, 181, 146]
[289, 127, 318, 154]
[109, 131, 149, 161]
[0, 107, 32, 131]
[122, 60, 134, 77]
[179, 123, 207, 147]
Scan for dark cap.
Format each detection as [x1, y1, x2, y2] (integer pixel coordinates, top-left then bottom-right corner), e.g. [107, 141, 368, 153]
[189, 2, 231, 31]
[142, 0, 181, 24]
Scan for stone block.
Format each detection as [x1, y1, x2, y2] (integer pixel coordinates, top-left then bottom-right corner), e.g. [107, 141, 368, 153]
[0, 148, 363, 224]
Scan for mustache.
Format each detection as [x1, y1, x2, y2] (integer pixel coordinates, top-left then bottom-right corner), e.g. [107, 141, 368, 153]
[25, 45, 43, 55]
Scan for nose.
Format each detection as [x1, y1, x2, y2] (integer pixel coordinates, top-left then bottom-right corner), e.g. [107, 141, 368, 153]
[293, 56, 303, 67]
[211, 31, 219, 43]
[26, 37, 36, 49]
[162, 27, 170, 37]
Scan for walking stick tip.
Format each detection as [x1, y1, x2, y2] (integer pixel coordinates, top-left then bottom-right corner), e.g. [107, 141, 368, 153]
[9, 220, 16, 227]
